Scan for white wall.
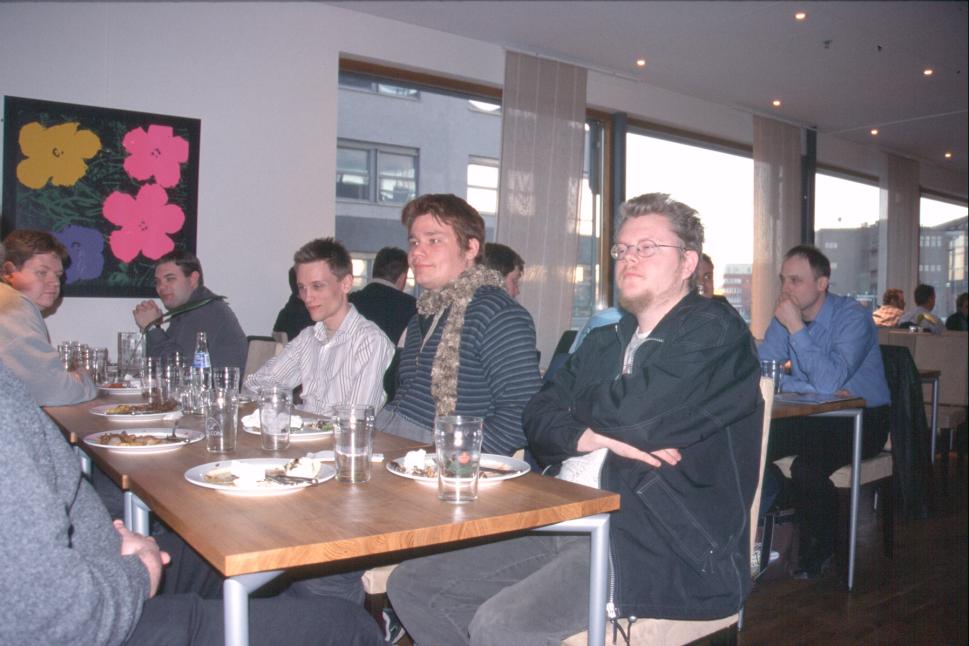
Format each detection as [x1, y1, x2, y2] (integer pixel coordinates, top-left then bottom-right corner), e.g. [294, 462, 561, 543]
[2, 2, 965, 352]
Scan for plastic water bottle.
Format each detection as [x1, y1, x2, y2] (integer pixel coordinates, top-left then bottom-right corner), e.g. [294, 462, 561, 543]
[193, 332, 211, 369]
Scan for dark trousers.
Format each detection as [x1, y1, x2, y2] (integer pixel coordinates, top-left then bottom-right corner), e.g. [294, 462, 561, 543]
[126, 531, 384, 646]
[767, 405, 890, 560]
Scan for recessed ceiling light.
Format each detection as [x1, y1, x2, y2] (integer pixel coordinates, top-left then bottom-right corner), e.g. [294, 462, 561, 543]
[944, 152, 953, 159]
[771, 99, 782, 107]
[923, 68, 934, 76]
[794, 11, 807, 21]
[870, 128, 879, 136]
[636, 58, 646, 67]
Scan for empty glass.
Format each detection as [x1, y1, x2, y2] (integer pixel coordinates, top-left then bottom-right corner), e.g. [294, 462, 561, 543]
[259, 387, 291, 451]
[760, 359, 783, 394]
[434, 416, 484, 503]
[213, 366, 241, 394]
[203, 388, 238, 453]
[118, 332, 144, 379]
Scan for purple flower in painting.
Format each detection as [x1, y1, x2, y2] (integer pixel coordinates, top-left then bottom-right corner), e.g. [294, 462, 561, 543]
[53, 225, 105, 283]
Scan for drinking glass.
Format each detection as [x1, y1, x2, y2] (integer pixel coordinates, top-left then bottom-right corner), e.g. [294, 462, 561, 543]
[760, 359, 783, 394]
[159, 363, 182, 405]
[203, 388, 238, 453]
[213, 367, 241, 395]
[259, 387, 291, 451]
[90, 347, 109, 384]
[434, 416, 484, 503]
[118, 332, 144, 379]
[141, 357, 162, 405]
[333, 405, 375, 483]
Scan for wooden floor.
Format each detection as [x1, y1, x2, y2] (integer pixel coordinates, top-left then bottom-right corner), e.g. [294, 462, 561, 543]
[739, 455, 968, 645]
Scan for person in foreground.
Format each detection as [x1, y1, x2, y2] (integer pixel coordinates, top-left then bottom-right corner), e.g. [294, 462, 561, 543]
[348, 246, 417, 345]
[899, 283, 944, 334]
[0, 360, 383, 646]
[759, 245, 890, 578]
[245, 238, 395, 415]
[0, 231, 96, 405]
[378, 194, 542, 456]
[387, 193, 764, 645]
[132, 249, 248, 368]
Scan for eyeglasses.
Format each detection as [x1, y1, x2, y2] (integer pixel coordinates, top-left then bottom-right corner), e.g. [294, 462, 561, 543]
[610, 242, 684, 261]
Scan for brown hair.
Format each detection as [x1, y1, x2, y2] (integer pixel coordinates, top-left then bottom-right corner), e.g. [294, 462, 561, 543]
[618, 193, 704, 290]
[401, 194, 485, 262]
[881, 288, 904, 308]
[1, 229, 69, 269]
[293, 237, 352, 279]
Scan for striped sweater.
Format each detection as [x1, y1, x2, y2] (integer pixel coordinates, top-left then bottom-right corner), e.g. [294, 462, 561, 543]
[386, 286, 542, 455]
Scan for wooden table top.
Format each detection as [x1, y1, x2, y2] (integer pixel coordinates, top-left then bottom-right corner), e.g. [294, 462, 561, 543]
[770, 394, 867, 420]
[46, 396, 621, 578]
[918, 369, 941, 380]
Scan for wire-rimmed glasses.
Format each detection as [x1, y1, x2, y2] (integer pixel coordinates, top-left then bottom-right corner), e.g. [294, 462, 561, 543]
[609, 241, 685, 261]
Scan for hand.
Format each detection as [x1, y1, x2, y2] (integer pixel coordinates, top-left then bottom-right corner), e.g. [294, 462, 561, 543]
[774, 294, 804, 334]
[114, 519, 170, 598]
[133, 301, 163, 330]
[576, 429, 682, 468]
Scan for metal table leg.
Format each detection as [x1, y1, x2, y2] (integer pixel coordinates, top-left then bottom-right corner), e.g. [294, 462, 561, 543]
[123, 491, 151, 535]
[75, 446, 92, 479]
[224, 570, 284, 646]
[535, 513, 611, 646]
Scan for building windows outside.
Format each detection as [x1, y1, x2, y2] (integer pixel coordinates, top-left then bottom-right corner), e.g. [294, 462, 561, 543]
[814, 172, 880, 303]
[337, 140, 417, 205]
[467, 156, 499, 215]
[625, 130, 754, 321]
[339, 71, 420, 100]
[919, 195, 968, 319]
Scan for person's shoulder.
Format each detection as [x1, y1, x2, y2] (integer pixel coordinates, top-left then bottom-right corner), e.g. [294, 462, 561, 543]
[349, 308, 394, 344]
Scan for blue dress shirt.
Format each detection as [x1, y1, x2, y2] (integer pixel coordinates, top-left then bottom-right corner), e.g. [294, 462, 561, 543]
[759, 292, 890, 408]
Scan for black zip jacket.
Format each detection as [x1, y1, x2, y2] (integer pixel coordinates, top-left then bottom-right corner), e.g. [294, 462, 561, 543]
[524, 292, 763, 620]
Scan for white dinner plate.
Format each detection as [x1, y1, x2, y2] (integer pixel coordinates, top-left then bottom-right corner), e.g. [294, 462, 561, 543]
[89, 403, 181, 422]
[97, 381, 144, 396]
[386, 453, 530, 483]
[83, 428, 204, 454]
[184, 458, 335, 496]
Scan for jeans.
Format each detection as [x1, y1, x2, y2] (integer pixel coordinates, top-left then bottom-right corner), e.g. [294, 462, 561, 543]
[388, 534, 589, 646]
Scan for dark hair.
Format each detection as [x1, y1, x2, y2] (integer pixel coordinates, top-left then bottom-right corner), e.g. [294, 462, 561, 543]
[372, 247, 409, 282]
[287, 266, 299, 295]
[1, 229, 69, 269]
[913, 283, 935, 306]
[881, 288, 905, 308]
[784, 245, 831, 281]
[156, 249, 204, 286]
[957, 292, 969, 310]
[293, 237, 352, 279]
[483, 242, 524, 277]
[401, 194, 485, 262]
[701, 253, 713, 266]
[618, 193, 703, 290]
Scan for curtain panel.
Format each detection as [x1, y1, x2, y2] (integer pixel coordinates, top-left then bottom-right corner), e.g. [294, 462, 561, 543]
[497, 52, 587, 365]
[878, 153, 921, 299]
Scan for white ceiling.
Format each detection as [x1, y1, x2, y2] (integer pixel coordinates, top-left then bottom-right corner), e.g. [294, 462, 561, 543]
[330, 0, 969, 179]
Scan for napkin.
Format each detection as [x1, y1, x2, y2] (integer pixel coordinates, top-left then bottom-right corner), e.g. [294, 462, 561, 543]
[306, 450, 384, 462]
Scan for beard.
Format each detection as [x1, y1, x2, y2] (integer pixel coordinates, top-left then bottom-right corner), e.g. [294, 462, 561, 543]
[619, 291, 652, 314]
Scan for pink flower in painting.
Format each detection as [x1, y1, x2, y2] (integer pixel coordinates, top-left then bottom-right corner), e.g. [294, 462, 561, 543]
[102, 184, 185, 263]
[122, 124, 189, 188]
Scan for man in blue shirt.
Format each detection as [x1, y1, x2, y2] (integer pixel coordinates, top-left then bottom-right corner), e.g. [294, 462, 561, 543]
[760, 245, 890, 578]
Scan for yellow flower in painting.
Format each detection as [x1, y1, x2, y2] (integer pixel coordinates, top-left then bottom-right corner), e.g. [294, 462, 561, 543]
[16, 121, 102, 189]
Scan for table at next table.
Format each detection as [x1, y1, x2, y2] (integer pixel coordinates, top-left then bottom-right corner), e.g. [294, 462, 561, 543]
[770, 393, 867, 591]
[45, 395, 620, 646]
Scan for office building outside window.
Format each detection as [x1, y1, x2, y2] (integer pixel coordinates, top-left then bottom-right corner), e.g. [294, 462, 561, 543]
[919, 195, 968, 320]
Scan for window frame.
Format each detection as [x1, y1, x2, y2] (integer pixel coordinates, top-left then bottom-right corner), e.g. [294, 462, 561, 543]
[336, 139, 419, 205]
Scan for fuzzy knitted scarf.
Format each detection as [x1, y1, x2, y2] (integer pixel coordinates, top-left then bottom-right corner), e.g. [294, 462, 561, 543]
[416, 264, 503, 416]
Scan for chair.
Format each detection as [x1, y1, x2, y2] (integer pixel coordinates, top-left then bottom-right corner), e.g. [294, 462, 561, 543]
[561, 376, 775, 646]
[272, 331, 288, 345]
[242, 335, 283, 380]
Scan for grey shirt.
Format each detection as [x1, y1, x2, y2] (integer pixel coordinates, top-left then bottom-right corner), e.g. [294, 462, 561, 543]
[0, 361, 149, 645]
[145, 285, 248, 369]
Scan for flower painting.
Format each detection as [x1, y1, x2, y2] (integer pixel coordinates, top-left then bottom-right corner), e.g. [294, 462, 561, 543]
[2, 96, 200, 297]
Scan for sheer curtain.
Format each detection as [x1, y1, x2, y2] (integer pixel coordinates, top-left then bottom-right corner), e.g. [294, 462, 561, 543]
[752, 115, 802, 338]
[878, 153, 920, 299]
[497, 52, 587, 365]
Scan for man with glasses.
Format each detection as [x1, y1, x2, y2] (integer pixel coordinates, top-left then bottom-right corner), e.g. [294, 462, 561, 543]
[388, 193, 763, 644]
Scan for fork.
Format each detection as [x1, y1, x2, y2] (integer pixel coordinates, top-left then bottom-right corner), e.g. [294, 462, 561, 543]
[168, 417, 181, 442]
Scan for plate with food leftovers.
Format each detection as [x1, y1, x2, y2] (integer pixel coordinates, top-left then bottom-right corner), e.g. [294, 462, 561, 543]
[386, 450, 530, 483]
[97, 380, 143, 396]
[184, 457, 335, 495]
[83, 429, 204, 454]
[89, 401, 180, 421]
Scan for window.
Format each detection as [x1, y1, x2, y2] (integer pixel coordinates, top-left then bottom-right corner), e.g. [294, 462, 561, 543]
[337, 141, 417, 204]
[814, 172, 879, 300]
[339, 71, 420, 100]
[919, 195, 968, 319]
[625, 130, 754, 321]
[571, 120, 606, 329]
[467, 156, 499, 215]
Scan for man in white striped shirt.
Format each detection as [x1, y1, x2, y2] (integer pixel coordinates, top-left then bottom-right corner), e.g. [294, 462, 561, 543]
[245, 238, 394, 416]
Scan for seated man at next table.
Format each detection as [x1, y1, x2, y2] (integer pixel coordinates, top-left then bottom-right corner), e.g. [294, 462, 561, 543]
[377, 194, 542, 456]
[0, 360, 384, 646]
[246, 238, 395, 414]
[759, 244, 890, 579]
[872, 287, 906, 327]
[273, 266, 314, 343]
[899, 283, 945, 334]
[348, 246, 417, 345]
[697, 252, 731, 305]
[132, 250, 248, 368]
[0, 231, 96, 405]
[945, 291, 969, 331]
[483, 242, 525, 300]
[388, 192, 763, 644]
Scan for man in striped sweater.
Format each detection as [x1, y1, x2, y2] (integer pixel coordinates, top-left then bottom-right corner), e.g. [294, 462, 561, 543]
[377, 194, 542, 456]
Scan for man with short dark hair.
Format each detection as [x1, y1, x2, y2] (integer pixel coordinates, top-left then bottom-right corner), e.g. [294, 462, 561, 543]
[759, 244, 890, 578]
[245, 238, 394, 415]
[0, 230, 96, 405]
[388, 193, 763, 643]
[899, 283, 944, 334]
[348, 246, 416, 344]
[378, 194, 542, 456]
[483, 242, 525, 299]
[946, 292, 969, 331]
[132, 250, 248, 368]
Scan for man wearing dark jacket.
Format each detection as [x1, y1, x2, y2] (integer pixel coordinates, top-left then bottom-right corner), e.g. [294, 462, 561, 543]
[387, 193, 763, 644]
[348, 246, 416, 345]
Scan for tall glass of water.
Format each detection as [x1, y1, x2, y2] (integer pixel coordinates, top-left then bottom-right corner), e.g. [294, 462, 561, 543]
[259, 386, 291, 451]
[333, 405, 375, 483]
